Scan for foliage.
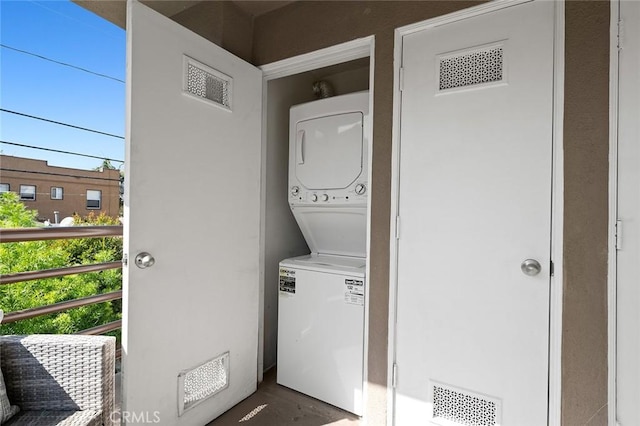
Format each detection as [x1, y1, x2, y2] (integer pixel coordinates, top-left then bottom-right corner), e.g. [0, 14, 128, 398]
[0, 192, 39, 228]
[64, 212, 123, 265]
[93, 159, 117, 171]
[0, 192, 122, 340]
[94, 159, 125, 216]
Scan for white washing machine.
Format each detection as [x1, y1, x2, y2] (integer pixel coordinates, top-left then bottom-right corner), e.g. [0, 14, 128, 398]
[277, 254, 366, 415]
[277, 92, 369, 415]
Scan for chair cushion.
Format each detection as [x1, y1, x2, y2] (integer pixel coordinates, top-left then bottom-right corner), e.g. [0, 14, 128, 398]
[0, 353, 19, 425]
[4, 410, 102, 426]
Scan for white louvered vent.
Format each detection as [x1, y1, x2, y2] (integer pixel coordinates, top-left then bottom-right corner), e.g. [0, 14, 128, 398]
[431, 382, 500, 426]
[439, 45, 504, 91]
[184, 56, 232, 110]
[178, 352, 229, 416]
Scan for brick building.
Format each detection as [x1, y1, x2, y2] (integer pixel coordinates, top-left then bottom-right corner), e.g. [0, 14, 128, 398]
[0, 155, 121, 222]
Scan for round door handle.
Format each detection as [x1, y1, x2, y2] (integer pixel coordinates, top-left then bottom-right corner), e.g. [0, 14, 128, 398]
[135, 252, 155, 269]
[521, 259, 541, 276]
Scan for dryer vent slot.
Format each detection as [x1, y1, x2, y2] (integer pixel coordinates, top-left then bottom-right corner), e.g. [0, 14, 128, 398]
[313, 80, 335, 99]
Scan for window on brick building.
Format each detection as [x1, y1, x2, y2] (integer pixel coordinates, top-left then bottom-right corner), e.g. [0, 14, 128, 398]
[0, 184, 9, 193]
[19, 185, 36, 201]
[87, 189, 101, 209]
[51, 187, 64, 200]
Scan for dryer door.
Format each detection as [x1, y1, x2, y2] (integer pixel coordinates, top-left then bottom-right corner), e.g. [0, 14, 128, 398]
[294, 112, 364, 190]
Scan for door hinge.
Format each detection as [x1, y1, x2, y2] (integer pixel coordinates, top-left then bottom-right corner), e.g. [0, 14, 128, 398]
[550, 260, 554, 277]
[122, 254, 128, 267]
[395, 216, 401, 240]
[617, 19, 623, 50]
[399, 67, 405, 92]
[392, 362, 398, 388]
[616, 220, 623, 250]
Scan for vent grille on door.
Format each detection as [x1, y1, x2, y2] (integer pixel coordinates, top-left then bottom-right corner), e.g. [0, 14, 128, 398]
[184, 56, 231, 110]
[178, 352, 229, 416]
[439, 45, 504, 91]
[432, 382, 499, 426]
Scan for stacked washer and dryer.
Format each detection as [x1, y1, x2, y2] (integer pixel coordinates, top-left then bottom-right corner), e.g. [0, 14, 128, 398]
[277, 91, 369, 415]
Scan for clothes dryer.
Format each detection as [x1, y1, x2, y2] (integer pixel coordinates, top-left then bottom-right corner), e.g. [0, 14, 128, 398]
[287, 91, 369, 257]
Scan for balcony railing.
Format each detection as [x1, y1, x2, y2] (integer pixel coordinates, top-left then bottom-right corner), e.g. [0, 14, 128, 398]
[0, 225, 123, 356]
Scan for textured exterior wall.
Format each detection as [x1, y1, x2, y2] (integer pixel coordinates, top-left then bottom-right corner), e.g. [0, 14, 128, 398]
[172, 1, 253, 62]
[562, 2, 610, 425]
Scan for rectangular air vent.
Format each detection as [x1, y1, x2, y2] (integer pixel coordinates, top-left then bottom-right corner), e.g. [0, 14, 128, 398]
[431, 381, 500, 426]
[184, 56, 232, 110]
[178, 352, 229, 416]
[438, 43, 504, 91]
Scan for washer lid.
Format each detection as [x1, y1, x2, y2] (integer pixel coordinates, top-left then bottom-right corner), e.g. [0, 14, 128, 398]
[280, 254, 366, 277]
[291, 205, 367, 258]
[294, 112, 364, 190]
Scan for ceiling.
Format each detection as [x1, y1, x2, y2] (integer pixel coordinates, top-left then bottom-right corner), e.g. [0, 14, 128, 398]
[232, 1, 294, 17]
[73, 1, 294, 29]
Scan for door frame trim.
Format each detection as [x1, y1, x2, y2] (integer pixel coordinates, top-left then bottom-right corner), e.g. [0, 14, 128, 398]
[608, 1, 619, 424]
[257, 35, 375, 416]
[260, 37, 373, 79]
[388, 1, 565, 424]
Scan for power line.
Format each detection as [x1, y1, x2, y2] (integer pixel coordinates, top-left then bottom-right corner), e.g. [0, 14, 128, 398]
[1, 44, 125, 83]
[0, 109, 125, 140]
[27, 0, 123, 41]
[0, 140, 124, 163]
[1, 168, 121, 183]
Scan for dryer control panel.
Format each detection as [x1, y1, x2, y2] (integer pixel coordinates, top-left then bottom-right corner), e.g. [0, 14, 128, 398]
[289, 183, 367, 205]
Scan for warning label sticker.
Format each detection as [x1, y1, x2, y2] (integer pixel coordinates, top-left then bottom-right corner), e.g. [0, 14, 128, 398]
[345, 279, 364, 305]
[279, 268, 296, 294]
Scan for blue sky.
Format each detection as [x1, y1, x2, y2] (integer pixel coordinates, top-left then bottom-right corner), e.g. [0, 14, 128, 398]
[0, 0, 125, 171]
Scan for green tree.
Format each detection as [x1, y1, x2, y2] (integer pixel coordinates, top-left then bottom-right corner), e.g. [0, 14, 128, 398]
[0, 192, 122, 339]
[93, 159, 117, 171]
[0, 191, 38, 228]
[93, 159, 125, 216]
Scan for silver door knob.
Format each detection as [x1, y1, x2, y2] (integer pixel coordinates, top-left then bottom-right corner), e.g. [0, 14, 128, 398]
[135, 252, 155, 269]
[521, 259, 541, 276]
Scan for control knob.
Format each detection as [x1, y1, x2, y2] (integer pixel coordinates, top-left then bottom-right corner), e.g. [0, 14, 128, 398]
[291, 186, 300, 196]
[355, 183, 367, 195]
[311, 194, 318, 202]
[321, 194, 329, 202]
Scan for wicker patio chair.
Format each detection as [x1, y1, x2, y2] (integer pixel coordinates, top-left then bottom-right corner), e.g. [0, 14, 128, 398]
[0, 334, 116, 426]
